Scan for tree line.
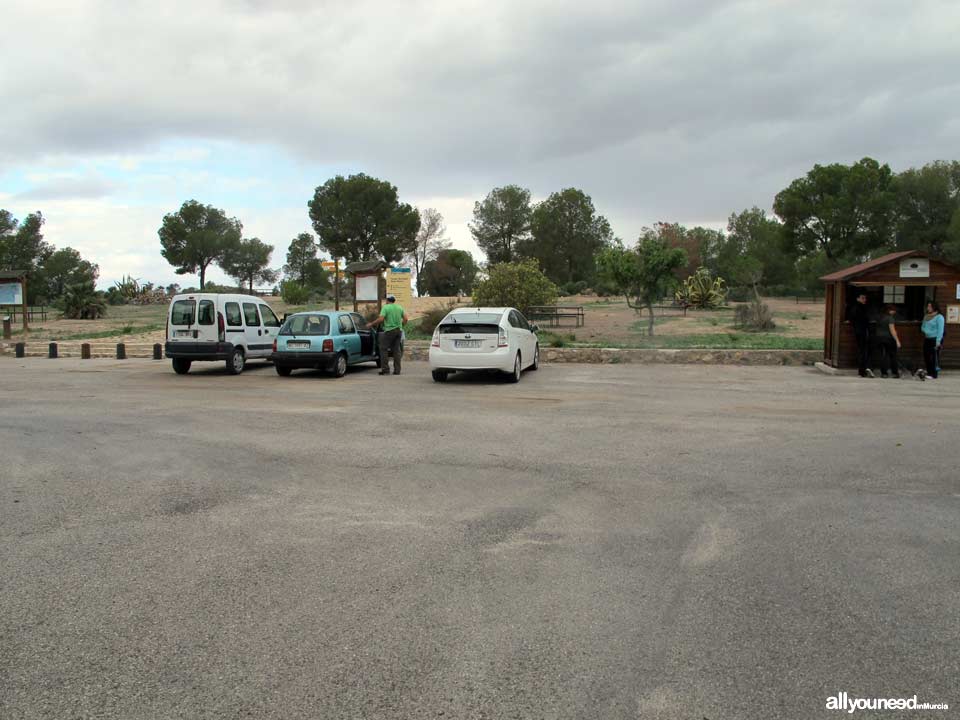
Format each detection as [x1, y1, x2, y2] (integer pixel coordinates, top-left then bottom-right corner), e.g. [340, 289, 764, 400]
[3, 156, 957, 314]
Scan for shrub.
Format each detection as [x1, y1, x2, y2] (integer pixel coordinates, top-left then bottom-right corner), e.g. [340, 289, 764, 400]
[541, 331, 575, 348]
[562, 280, 589, 296]
[280, 279, 310, 305]
[472, 259, 558, 312]
[63, 281, 107, 319]
[733, 300, 776, 331]
[418, 301, 457, 335]
[675, 267, 727, 309]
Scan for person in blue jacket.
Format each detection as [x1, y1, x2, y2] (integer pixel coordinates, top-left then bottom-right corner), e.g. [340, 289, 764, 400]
[920, 301, 944, 379]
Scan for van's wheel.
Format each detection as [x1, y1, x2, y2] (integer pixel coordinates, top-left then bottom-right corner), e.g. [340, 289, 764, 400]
[530, 344, 540, 371]
[275, 364, 292, 377]
[227, 347, 245, 375]
[432, 369, 448, 382]
[331, 352, 348, 378]
[507, 353, 521, 383]
[172, 358, 191, 375]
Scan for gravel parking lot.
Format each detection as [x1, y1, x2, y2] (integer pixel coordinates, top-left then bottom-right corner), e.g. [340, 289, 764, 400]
[1, 358, 957, 719]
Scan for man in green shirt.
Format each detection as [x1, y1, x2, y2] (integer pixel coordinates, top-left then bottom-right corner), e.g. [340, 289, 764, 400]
[367, 294, 408, 375]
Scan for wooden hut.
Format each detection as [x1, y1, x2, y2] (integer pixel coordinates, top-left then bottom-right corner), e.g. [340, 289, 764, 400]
[821, 251, 960, 369]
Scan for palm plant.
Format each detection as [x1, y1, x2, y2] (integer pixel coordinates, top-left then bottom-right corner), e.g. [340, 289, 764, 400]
[63, 280, 107, 319]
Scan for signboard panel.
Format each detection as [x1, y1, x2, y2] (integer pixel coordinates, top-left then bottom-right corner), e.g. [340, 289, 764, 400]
[386, 267, 413, 307]
[356, 274, 379, 302]
[899, 258, 929, 278]
[947, 305, 960, 324]
[321, 260, 340, 273]
[0, 282, 23, 305]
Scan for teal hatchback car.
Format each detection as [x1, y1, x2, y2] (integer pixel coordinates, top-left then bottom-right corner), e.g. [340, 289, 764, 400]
[271, 311, 380, 377]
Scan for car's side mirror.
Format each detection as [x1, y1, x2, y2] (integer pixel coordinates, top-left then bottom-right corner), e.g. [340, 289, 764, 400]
[530, 324, 540, 333]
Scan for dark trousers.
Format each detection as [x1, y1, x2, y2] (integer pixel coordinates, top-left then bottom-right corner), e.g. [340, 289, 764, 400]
[379, 329, 403, 374]
[878, 338, 898, 376]
[855, 331, 870, 376]
[923, 338, 939, 379]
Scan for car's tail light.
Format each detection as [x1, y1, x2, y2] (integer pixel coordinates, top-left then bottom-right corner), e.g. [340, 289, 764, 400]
[322, 339, 334, 352]
[431, 328, 440, 347]
[498, 327, 508, 347]
[217, 312, 225, 342]
[165, 317, 169, 341]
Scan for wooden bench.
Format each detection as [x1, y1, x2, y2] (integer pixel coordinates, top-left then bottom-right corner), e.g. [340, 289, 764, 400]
[527, 305, 585, 328]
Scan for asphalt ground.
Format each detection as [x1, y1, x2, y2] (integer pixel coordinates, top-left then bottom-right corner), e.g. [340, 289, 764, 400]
[1, 357, 958, 719]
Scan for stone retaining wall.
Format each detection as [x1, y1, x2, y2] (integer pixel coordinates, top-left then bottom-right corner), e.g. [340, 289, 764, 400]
[2, 340, 820, 366]
[404, 342, 819, 366]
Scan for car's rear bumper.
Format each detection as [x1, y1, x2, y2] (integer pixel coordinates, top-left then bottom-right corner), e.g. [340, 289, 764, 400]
[165, 341, 234, 361]
[271, 350, 337, 368]
[428, 346, 514, 372]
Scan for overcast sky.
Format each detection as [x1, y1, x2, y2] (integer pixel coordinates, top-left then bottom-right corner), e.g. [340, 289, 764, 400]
[2, 0, 958, 287]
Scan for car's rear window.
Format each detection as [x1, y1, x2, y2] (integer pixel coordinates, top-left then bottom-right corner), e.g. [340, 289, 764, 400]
[280, 315, 330, 335]
[438, 323, 501, 334]
[441, 313, 502, 325]
[170, 299, 196, 326]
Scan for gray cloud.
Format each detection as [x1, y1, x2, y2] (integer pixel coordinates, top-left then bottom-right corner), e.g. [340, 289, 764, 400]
[2, 0, 958, 236]
[15, 175, 116, 201]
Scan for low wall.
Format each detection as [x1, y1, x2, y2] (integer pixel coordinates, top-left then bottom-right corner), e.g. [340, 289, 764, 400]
[1, 340, 819, 366]
[404, 342, 819, 366]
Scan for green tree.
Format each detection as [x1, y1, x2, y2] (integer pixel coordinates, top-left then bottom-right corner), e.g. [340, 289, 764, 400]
[773, 157, 895, 260]
[723, 208, 795, 289]
[596, 236, 687, 336]
[0, 210, 51, 290]
[891, 161, 960, 258]
[158, 200, 242, 289]
[524, 188, 613, 285]
[34, 247, 99, 302]
[472, 259, 558, 311]
[62, 280, 106, 319]
[469, 185, 532, 264]
[221, 237, 278, 293]
[308, 174, 420, 263]
[283, 233, 328, 296]
[421, 248, 478, 296]
[405, 208, 451, 296]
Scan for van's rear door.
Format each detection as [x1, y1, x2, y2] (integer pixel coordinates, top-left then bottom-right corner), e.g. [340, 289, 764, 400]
[168, 297, 197, 343]
[195, 298, 217, 342]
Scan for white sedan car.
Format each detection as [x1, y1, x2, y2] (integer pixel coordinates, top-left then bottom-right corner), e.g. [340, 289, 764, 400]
[428, 306, 540, 382]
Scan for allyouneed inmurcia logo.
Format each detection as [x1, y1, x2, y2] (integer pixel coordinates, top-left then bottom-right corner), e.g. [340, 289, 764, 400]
[826, 691, 949, 713]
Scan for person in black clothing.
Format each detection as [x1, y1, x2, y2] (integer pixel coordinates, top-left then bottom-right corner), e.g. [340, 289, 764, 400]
[850, 292, 873, 378]
[875, 304, 901, 378]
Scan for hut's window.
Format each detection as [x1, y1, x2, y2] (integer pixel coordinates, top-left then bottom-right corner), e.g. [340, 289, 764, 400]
[883, 285, 905, 303]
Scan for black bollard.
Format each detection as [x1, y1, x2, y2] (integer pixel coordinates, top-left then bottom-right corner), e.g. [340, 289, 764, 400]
[81, 343, 91, 360]
[153, 343, 162, 360]
[116, 343, 126, 360]
[48, 342, 58, 359]
[15, 342, 25, 358]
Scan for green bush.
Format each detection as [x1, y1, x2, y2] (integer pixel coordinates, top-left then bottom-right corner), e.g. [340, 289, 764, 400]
[540, 331, 575, 348]
[281, 279, 310, 305]
[472, 259, 558, 312]
[63, 281, 107, 319]
[418, 302, 457, 335]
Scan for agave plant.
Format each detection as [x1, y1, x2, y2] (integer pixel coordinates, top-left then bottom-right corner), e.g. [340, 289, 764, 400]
[63, 280, 107, 319]
[675, 267, 727, 309]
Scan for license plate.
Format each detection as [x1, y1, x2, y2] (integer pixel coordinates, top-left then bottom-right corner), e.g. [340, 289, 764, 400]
[455, 339, 481, 348]
[286, 341, 310, 349]
[175, 330, 192, 337]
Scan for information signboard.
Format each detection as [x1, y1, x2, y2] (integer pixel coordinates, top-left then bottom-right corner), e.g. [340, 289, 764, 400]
[0, 282, 23, 305]
[387, 267, 413, 307]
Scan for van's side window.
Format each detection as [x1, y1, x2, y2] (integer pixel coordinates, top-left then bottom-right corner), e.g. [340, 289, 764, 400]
[170, 300, 195, 325]
[225, 302, 242, 326]
[338, 315, 355, 333]
[259, 305, 280, 328]
[198, 300, 215, 325]
[243, 303, 261, 327]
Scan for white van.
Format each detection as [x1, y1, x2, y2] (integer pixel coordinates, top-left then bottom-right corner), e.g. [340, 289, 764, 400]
[164, 293, 282, 375]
